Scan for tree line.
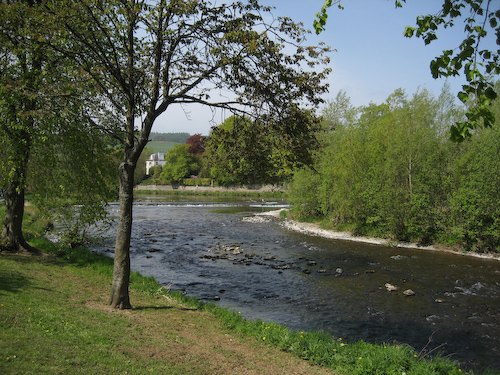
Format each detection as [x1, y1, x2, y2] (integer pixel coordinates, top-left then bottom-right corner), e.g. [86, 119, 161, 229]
[288, 84, 500, 253]
[149, 132, 191, 143]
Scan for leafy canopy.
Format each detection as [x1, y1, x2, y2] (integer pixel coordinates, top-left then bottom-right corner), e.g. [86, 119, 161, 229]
[314, 0, 500, 141]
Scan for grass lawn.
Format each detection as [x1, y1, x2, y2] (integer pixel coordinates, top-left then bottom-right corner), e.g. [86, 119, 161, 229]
[0, 251, 335, 375]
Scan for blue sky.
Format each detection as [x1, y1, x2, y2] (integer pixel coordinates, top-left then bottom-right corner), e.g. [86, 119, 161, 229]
[154, 0, 492, 135]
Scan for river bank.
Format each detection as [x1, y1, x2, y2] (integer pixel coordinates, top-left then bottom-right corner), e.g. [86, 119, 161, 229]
[135, 183, 285, 194]
[258, 209, 500, 262]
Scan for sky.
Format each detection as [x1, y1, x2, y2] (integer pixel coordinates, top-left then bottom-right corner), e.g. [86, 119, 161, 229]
[153, 0, 495, 135]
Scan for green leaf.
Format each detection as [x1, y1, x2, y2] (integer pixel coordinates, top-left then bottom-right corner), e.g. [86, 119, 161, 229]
[484, 86, 497, 100]
[457, 91, 469, 103]
[403, 26, 415, 37]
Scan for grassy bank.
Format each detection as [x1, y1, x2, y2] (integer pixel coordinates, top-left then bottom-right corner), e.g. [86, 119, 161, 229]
[0, 204, 477, 374]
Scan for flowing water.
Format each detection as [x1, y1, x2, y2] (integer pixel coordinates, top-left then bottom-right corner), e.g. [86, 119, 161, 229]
[90, 196, 500, 373]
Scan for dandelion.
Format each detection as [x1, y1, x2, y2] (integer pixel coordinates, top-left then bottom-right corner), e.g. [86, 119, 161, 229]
[340, 343, 345, 346]
[262, 337, 266, 341]
[358, 357, 362, 360]
[238, 311, 241, 314]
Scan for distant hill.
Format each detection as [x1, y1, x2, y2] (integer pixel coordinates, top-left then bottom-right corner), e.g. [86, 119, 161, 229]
[145, 133, 191, 155]
[150, 132, 190, 143]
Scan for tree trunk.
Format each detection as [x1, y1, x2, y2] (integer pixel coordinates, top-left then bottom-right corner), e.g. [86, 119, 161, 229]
[109, 159, 135, 309]
[1, 139, 39, 254]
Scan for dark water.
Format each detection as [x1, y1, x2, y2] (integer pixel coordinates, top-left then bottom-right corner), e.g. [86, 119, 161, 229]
[90, 197, 500, 373]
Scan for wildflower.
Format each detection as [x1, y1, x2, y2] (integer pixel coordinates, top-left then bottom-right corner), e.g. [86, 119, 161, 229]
[358, 357, 362, 360]
[263, 337, 266, 341]
[340, 343, 345, 346]
[238, 311, 241, 314]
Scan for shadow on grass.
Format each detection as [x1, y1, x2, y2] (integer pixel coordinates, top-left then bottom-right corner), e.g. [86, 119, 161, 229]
[133, 305, 174, 311]
[0, 270, 30, 294]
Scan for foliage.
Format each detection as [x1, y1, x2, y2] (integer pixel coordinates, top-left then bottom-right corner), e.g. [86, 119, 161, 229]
[314, 0, 500, 141]
[186, 133, 205, 155]
[160, 144, 200, 181]
[287, 86, 500, 252]
[448, 86, 500, 251]
[204, 109, 322, 186]
[0, 0, 115, 251]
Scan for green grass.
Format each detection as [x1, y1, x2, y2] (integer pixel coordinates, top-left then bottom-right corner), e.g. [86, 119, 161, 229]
[0, 202, 487, 375]
[145, 141, 178, 153]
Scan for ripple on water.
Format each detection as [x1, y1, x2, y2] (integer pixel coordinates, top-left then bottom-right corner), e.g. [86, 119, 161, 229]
[87, 200, 500, 373]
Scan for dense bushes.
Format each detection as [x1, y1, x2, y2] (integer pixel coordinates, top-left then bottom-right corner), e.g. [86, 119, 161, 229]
[287, 86, 500, 252]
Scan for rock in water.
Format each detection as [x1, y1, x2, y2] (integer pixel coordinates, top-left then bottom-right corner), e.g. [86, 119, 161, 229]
[385, 283, 398, 292]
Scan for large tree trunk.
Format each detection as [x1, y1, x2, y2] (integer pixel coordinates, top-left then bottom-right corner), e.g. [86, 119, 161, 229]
[109, 159, 135, 309]
[1, 133, 39, 254]
[1, 182, 38, 254]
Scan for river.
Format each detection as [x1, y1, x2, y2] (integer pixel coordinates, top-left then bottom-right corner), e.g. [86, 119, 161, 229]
[89, 196, 500, 373]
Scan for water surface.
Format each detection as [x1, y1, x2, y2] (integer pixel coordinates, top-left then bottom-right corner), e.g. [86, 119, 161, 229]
[91, 197, 500, 373]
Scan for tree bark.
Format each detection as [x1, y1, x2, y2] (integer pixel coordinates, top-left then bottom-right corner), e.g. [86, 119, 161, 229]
[108, 159, 135, 309]
[1, 183, 40, 254]
[1, 133, 39, 254]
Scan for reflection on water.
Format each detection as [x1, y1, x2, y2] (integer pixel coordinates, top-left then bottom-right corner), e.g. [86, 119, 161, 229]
[91, 197, 500, 373]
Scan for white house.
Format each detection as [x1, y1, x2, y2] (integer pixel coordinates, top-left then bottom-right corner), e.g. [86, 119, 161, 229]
[146, 152, 166, 175]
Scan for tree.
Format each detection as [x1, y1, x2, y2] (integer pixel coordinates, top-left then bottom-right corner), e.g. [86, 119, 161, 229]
[314, 0, 500, 141]
[205, 109, 321, 186]
[48, 0, 329, 308]
[0, 0, 114, 253]
[186, 134, 205, 155]
[160, 144, 199, 181]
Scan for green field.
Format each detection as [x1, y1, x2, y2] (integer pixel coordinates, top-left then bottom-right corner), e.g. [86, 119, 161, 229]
[145, 141, 178, 154]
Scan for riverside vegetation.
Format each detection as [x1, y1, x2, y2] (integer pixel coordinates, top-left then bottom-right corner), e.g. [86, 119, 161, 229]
[0, 204, 479, 375]
[287, 86, 500, 255]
